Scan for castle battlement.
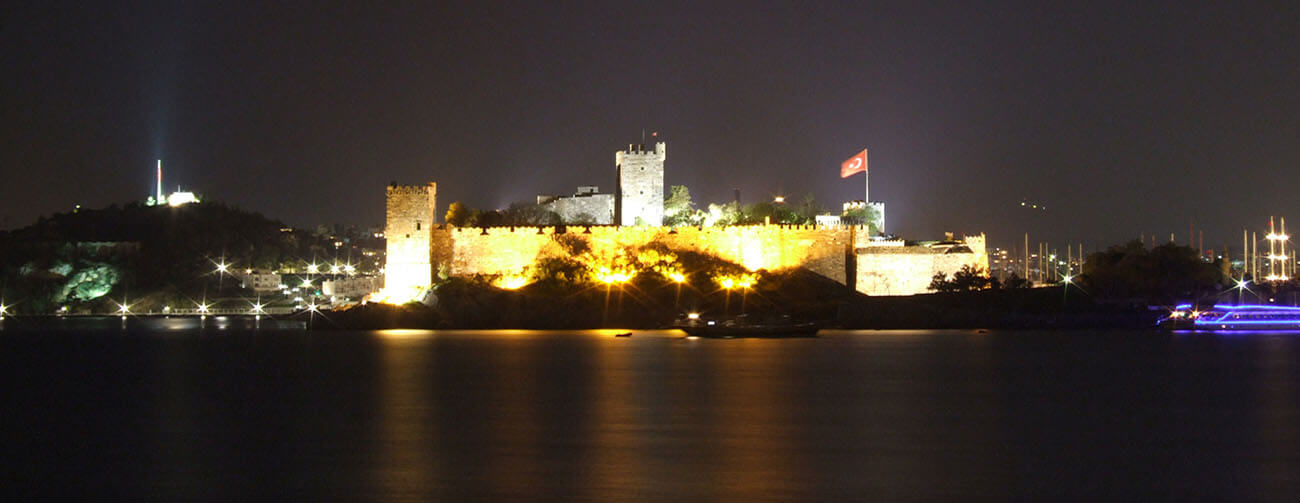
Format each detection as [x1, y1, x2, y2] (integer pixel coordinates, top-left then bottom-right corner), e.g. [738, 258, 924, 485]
[386, 184, 434, 195]
[442, 223, 873, 235]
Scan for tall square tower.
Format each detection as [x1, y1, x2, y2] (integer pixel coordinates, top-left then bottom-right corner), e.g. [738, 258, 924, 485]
[615, 142, 665, 226]
[384, 182, 437, 296]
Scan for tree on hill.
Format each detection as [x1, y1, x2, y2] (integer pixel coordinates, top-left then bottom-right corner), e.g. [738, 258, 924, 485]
[445, 201, 470, 226]
[796, 193, 823, 224]
[1081, 241, 1224, 302]
[929, 265, 995, 293]
[841, 205, 880, 234]
[663, 185, 699, 226]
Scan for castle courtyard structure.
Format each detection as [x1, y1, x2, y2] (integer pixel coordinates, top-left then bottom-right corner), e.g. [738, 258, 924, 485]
[380, 140, 987, 299]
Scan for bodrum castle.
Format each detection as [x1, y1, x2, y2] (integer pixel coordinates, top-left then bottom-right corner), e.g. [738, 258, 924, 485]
[381, 141, 986, 302]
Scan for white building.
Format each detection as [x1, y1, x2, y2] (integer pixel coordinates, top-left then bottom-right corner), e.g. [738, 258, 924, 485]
[323, 276, 380, 299]
[239, 270, 282, 292]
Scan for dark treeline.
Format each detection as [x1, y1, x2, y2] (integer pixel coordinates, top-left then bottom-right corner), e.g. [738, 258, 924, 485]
[0, 202, 345, 313]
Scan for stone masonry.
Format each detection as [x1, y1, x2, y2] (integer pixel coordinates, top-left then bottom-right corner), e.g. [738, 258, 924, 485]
[537, 188, 615, 224]
[384, 182, 437, 294]
[615, 142, 665, 226]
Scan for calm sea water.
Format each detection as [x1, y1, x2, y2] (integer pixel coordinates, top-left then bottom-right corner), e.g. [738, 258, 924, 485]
[2, 328, 1298, 500]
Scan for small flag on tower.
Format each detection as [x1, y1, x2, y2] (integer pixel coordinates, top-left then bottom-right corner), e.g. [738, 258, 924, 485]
[840, 149, 868, 178]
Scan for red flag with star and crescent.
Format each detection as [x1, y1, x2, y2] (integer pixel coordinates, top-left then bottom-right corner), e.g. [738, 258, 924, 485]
[841, 149, 867, 178]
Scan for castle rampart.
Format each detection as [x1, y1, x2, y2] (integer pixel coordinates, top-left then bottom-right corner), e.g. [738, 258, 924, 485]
[436, 224, 868, 286]
[429, 224, 986, 296]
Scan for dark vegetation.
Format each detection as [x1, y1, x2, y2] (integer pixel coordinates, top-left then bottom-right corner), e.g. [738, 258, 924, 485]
[0, 202, 350, 313]
[331, 266, 855, 329]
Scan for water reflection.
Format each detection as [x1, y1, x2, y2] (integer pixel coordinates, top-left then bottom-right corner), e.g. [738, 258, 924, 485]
[5, 329, 1300, 499]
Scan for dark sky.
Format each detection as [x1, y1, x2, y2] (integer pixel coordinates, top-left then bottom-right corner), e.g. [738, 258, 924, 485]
[3, 1, 1298, 251]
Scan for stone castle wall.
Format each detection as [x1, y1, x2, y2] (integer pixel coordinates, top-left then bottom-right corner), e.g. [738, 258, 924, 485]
[384, 183, 437, 293]
[538, 193, 615, 224]
[855, 235, 989, 295]
[436, 224, 864, 284]
[430, 225, 986, 296]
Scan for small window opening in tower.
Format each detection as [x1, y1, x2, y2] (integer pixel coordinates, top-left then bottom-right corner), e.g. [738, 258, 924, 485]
[416, 222, 421, 230]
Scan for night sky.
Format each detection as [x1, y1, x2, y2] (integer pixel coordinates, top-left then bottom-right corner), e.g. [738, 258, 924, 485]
[4, 1, 1297, 250]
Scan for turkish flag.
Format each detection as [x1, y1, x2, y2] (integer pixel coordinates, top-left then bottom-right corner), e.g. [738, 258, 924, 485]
[840, 149, 868, 178]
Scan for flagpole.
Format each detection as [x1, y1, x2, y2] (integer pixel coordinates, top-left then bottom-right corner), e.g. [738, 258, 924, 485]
[863, 148, 869, 207]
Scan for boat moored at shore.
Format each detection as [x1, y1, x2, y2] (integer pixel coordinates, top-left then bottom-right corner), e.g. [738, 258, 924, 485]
[1158, 304, 1300, 330]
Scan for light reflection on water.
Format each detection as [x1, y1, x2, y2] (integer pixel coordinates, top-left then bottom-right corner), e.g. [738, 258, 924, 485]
[2, 329, 1299, 499]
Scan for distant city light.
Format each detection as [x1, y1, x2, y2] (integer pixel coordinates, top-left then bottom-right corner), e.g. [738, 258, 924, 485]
[215, 262, 230, 274]
[197, 303, 210, 314]
[773, 196, 785, 203]
[307, 263, 319, 274]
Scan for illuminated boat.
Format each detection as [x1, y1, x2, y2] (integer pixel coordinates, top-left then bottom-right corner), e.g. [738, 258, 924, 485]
[672, 312, 820, 338]
[1158, 304, 1300, 330]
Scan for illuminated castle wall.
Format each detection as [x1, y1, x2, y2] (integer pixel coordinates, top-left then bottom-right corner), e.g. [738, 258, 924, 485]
[855, 235, 988, 295]
[384, 183, 437, 296]
[426, 223, 986, 296]
[439, 224, 857, 284]
[615, 142, 665, 226]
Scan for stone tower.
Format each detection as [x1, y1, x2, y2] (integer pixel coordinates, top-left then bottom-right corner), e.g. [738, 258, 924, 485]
[384, 182, 437, 295]
[615, 142, 665, 226]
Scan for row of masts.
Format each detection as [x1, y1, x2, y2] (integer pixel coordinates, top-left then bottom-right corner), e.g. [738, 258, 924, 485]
[1245, 216, 1292, 282]
[995, 216, 1295, 286]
